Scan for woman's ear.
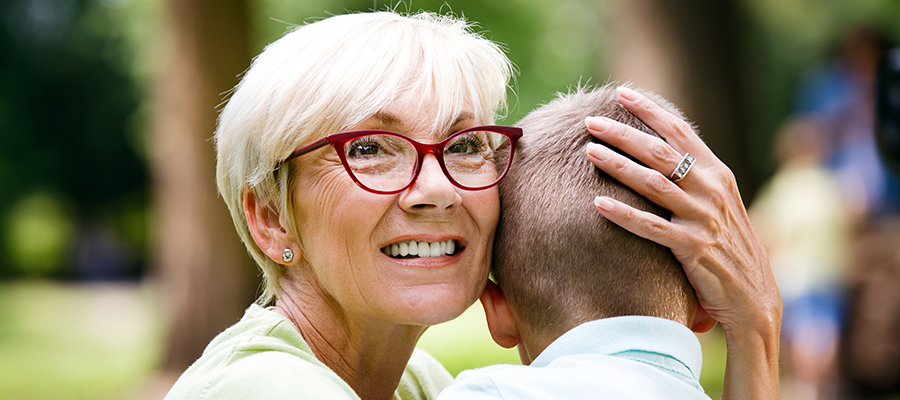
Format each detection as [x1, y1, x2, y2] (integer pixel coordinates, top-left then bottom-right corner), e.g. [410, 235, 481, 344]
[479, 280, 521, 349]
[690, 303, 718, 334]
[243, 191, 299, 265]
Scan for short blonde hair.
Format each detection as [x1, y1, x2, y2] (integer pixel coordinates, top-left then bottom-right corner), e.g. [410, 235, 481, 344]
[494, 84, 697, 335]
[215, 11, 513, 305]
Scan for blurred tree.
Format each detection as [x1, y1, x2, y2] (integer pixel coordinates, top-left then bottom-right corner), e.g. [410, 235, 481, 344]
[150, 0, 259, 374]
[606, 0, 752, 197]
[0, 0, 147, 278]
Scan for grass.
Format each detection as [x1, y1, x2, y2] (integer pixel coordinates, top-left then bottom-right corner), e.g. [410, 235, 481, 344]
[0, 281, 727, 399]
[0, 280, 163, 400]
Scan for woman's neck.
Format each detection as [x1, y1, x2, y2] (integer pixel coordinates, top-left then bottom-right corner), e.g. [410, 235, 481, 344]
[274, 277, 426, 400]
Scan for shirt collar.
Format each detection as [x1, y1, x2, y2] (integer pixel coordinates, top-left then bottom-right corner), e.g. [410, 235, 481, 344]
[530, 316, 704, 389]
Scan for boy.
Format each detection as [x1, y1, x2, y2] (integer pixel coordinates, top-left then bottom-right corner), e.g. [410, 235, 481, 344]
[438, 85, 715, 399]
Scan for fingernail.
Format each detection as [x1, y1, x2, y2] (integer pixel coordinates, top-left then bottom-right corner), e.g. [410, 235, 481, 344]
[616, 86, 641, 102]
[585, 116, 609, 131]
[594, 196, 614, 211]
[586, 142, 608, 159]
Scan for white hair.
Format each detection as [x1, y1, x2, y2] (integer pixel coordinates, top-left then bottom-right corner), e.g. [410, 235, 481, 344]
[215, 11, 514, 305]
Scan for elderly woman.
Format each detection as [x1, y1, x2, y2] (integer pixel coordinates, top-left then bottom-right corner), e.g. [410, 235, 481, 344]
[164, 11, 780, 400]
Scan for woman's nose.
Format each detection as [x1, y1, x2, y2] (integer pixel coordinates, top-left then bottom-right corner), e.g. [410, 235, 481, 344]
[398, 153, 462, 212]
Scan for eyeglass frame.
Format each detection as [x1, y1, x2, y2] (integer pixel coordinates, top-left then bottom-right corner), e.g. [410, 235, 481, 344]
[275, 125, 523, 195]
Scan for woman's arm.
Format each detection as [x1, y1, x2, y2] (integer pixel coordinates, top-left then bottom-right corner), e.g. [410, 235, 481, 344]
[584, 86, 782, 400]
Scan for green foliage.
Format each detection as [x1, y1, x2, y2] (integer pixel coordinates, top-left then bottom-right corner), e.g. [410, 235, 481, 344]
[0, 0, 148, 278]
[3, 192, 74, 277]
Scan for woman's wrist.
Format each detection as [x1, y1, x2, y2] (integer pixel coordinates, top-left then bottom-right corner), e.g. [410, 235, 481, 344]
[719, 305, 782, 400]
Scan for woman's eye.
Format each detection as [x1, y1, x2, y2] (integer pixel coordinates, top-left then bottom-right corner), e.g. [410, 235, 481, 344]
[447, 135, 485, 154]
[347, 138, 384, 157]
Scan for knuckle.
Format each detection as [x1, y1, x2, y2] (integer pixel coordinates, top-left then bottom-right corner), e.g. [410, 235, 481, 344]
[611, 124, 630, 143]
[671, 116, 694, 137]
[700, 208, 722, 233]
[650, 141, 677, 165]
[637, 97, 656, 114]
[706, 161, 736, 184]
[609, 154, 631, 175]
[643, 216, 668, 237]
[707, 187, 728, 211]
[645, 172, 672, 196]
[725, 169, 738, 188]
[617, 206, 635, 224]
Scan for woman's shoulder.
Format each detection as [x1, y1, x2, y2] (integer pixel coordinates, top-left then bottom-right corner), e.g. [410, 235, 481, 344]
[396, 349, 454, 400]
[164, 304, 359, 400]
[164, 306, 455, 400]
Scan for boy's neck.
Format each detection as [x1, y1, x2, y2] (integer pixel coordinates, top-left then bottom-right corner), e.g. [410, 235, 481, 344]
[515, 323, 565, 365]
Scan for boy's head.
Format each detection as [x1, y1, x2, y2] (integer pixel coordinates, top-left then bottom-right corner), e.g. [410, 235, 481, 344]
[487, 85, 701, 355]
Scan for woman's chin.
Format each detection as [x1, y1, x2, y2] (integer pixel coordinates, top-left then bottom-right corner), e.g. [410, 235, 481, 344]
[388, 286, 478, 326]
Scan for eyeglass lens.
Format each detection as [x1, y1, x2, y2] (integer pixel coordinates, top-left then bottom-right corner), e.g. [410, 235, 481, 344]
[342, 130, 511, 192]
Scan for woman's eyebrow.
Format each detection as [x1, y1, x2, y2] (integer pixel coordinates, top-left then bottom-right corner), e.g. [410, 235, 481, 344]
[371, 111, 403, 127]
[452, 112, 474, 127]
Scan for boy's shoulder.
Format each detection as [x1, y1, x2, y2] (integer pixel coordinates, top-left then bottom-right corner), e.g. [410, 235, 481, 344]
[437, 316, 712, 400]
[440, 353, 710, 400]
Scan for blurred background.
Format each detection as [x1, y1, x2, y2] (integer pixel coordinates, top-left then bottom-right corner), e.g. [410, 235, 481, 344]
[1, 0, 899, 399]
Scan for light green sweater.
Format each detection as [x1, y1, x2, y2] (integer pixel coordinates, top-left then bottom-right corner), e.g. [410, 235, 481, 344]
[164, 304, 453, 400]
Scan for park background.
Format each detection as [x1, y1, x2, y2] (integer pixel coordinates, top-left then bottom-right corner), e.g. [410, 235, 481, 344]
[1, 0, 900, 399]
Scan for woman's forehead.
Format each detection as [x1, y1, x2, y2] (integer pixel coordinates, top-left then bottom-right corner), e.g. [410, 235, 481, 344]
[364, 109, 475, 128]
[368, 91, 480, 131]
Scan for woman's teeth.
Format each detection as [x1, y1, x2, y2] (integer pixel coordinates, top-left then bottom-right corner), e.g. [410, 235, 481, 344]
[382, 239, 457, 258]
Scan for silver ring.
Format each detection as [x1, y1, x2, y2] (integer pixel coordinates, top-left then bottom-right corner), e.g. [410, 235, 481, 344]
[670, 153, 695, 182]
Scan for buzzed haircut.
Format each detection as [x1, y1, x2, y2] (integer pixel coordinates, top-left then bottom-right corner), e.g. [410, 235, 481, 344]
[493, 85, 698, 337]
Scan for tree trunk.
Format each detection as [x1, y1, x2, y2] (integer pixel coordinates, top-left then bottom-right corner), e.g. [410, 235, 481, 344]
[150, 0, 257, 375]
[607, 0, 755, 198]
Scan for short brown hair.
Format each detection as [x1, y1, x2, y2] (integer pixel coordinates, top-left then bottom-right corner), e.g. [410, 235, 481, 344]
[493, 84, 697, 336]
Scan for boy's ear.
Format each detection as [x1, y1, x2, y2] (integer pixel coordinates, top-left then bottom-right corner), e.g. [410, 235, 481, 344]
[690, 303, 718, 333]
[244, 191, 300, 265]
[479, 280, 521, 349]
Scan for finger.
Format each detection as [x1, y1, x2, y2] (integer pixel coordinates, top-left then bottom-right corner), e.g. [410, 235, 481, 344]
[616, 86, 714, 160]
[596, 195, 747, 311]
[585, 116, 683, 179]
[586, 141, 702, 218]
[593, 195, 693, 261]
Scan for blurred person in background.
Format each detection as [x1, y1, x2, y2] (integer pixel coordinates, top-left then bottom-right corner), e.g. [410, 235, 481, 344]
[750, 117, 850, 400]
[794, 26, 899, 218]
[164, 10, 781, 400]
[758, 27, 900, 399]
[838, 45, 900, 399]
[793, 27, 900, 399]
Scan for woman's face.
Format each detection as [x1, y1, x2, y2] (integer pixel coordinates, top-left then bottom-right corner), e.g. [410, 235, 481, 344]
[289, 97, 499, 326]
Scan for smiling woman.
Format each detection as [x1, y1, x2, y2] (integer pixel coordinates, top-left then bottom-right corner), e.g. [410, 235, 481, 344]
[165, 11, 514, 400]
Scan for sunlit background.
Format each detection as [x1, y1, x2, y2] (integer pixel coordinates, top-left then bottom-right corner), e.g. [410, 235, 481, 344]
[1, 0, 899, 399]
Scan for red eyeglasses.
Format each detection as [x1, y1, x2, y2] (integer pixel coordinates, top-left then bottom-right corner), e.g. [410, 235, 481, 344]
[276, 125, 522, 195]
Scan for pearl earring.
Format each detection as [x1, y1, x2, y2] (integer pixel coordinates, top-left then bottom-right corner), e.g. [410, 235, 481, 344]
[282, 249, 294, 263]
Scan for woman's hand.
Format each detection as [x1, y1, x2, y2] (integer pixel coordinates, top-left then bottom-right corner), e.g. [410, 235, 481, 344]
[585, 86, 782, 400]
